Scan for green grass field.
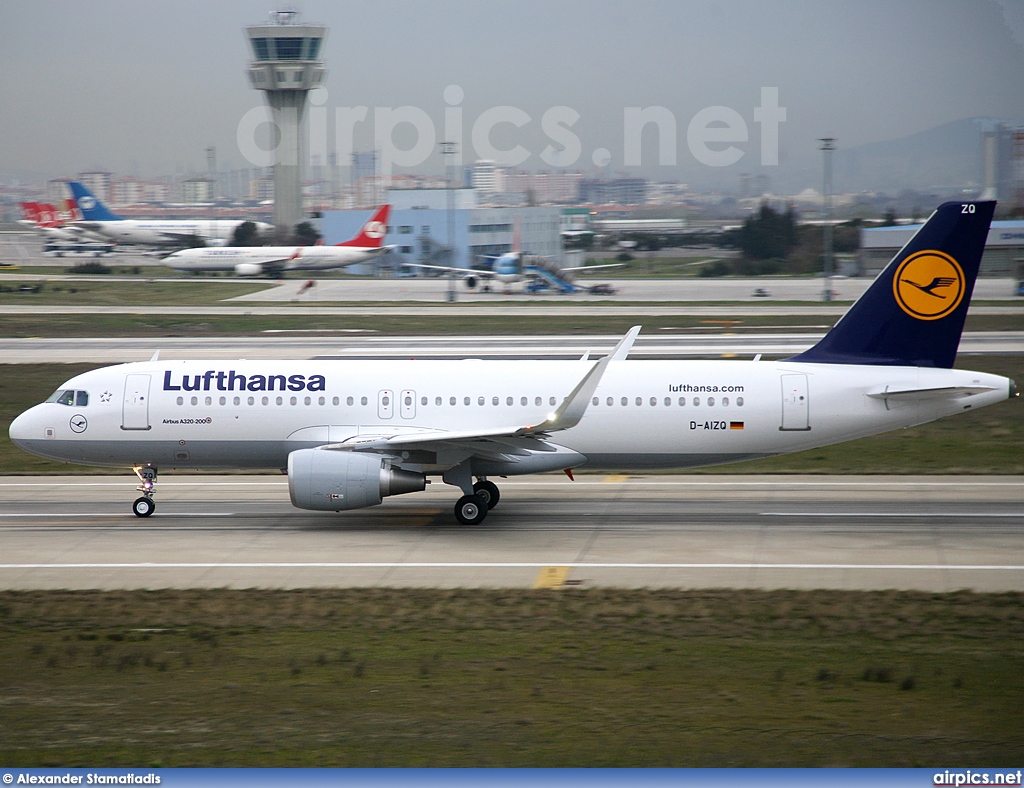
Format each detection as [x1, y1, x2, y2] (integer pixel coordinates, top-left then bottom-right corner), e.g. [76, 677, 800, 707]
[0, 588, 1021, 766]
[1, 309, 1023, 338]
[1, 356, 1021, 475]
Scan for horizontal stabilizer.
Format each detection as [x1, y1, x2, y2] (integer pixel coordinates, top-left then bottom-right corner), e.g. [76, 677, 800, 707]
[866, 384, 999, 401]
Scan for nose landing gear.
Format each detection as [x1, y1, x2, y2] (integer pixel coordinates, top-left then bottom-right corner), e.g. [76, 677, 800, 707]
[132, 464, 157, 517]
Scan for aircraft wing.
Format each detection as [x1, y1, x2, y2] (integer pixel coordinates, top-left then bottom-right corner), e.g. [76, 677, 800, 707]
[403, 262, 495, 278]
[326, 326, 641, 454]
[560, 262, 626, 272]
[154, 231, 212, 243]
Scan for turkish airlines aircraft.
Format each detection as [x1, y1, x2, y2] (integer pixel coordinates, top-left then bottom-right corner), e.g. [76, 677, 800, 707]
[162, 205, 392, 276]
[18, 201, 96, 242]
[68, 182, 273, 247]
[9, 201, 1017, 524]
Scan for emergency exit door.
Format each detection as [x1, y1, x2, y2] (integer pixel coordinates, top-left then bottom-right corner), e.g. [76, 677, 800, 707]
[780, 374, 810, 431]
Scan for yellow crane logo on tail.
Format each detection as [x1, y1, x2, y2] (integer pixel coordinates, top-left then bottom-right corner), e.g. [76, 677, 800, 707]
[892, 249, 965, 320]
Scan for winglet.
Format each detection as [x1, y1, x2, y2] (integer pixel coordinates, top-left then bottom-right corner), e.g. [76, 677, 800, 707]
[149, 350, 160, 362]
[521, 326, 640, 435]
[610, 325, 641, 360]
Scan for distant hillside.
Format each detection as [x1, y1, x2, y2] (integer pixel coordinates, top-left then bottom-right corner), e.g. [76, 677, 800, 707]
[834, 117, 1017, 193]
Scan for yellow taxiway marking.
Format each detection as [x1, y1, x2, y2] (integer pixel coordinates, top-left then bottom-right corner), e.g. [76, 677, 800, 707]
[603, 474, 631, 483]
[532, 566, 571, 589]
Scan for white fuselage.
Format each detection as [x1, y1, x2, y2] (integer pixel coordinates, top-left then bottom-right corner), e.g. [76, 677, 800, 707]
[163, 244, 385, 273]
[10, 358, 1010, 473]
[74, 220, 272, 246]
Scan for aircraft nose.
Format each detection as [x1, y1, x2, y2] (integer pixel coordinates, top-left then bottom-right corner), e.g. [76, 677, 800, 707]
[8, 407, 36, 448]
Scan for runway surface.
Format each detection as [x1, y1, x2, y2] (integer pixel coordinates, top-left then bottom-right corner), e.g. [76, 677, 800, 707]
[1, 474, 1022, 592]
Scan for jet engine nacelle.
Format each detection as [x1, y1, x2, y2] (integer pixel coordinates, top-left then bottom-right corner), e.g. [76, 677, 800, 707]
[287, 448, 426, 511]
[463, 274, 478, 289]
[234, 263, 265, 277]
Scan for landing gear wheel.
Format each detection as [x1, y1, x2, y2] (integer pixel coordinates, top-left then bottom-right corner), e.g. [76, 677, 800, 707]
[454, 494, 488, 525]
[132, 496, 155, 518]
[473, 480, 500, 510]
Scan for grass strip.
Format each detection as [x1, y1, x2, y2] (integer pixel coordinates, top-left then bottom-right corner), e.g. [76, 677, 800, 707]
[0, 588, 1021, 766]
[1, 313, 1024, 338]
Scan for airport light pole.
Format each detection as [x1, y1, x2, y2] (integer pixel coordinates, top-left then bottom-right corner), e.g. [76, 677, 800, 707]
[819, 138, 836, 302]
[441, 141, 458, 303]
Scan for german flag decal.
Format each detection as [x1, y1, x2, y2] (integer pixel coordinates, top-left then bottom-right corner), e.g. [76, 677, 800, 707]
[730, 421, 744, 430]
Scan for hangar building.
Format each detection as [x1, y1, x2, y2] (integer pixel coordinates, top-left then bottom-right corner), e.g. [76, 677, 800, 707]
[860, 220, 1024, 277]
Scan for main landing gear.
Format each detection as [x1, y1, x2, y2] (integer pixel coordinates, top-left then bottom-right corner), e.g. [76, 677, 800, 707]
[132, 464, 157, 517]
[453, 478, 501, 525]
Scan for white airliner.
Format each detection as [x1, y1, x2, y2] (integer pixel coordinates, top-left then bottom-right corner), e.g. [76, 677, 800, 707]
[410, 250, 621, 294]
[9, 201, 1017, 524]
[162, 205, 392, 277]
[69, 182, 273, 247]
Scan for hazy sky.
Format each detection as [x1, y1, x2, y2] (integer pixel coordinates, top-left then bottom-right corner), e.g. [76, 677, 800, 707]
[2, 0, 1023, 190]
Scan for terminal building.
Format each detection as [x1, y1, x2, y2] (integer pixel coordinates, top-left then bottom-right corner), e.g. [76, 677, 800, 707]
[860, 220, 1024, 277]
[320, 189, 562, 275]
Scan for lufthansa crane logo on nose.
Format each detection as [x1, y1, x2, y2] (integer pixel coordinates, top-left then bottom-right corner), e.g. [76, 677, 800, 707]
[363, 220, 385, 239]
[69, 415, 88, 433]
[892, 249, 965, 321]
[78, 196, 96, 211]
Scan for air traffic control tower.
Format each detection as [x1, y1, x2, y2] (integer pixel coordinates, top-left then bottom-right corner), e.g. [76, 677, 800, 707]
[245, 10, 327, 233]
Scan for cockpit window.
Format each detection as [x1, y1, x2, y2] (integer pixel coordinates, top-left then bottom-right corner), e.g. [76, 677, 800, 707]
[47, 390, 87, 406]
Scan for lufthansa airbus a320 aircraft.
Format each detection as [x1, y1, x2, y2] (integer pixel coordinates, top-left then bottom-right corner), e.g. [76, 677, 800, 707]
[9, 201, 1018, 524]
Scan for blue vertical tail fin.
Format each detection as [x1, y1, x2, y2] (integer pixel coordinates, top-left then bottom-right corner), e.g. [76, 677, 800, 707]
[791, 200, 995, 368]
[68, 182, 122, 222]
